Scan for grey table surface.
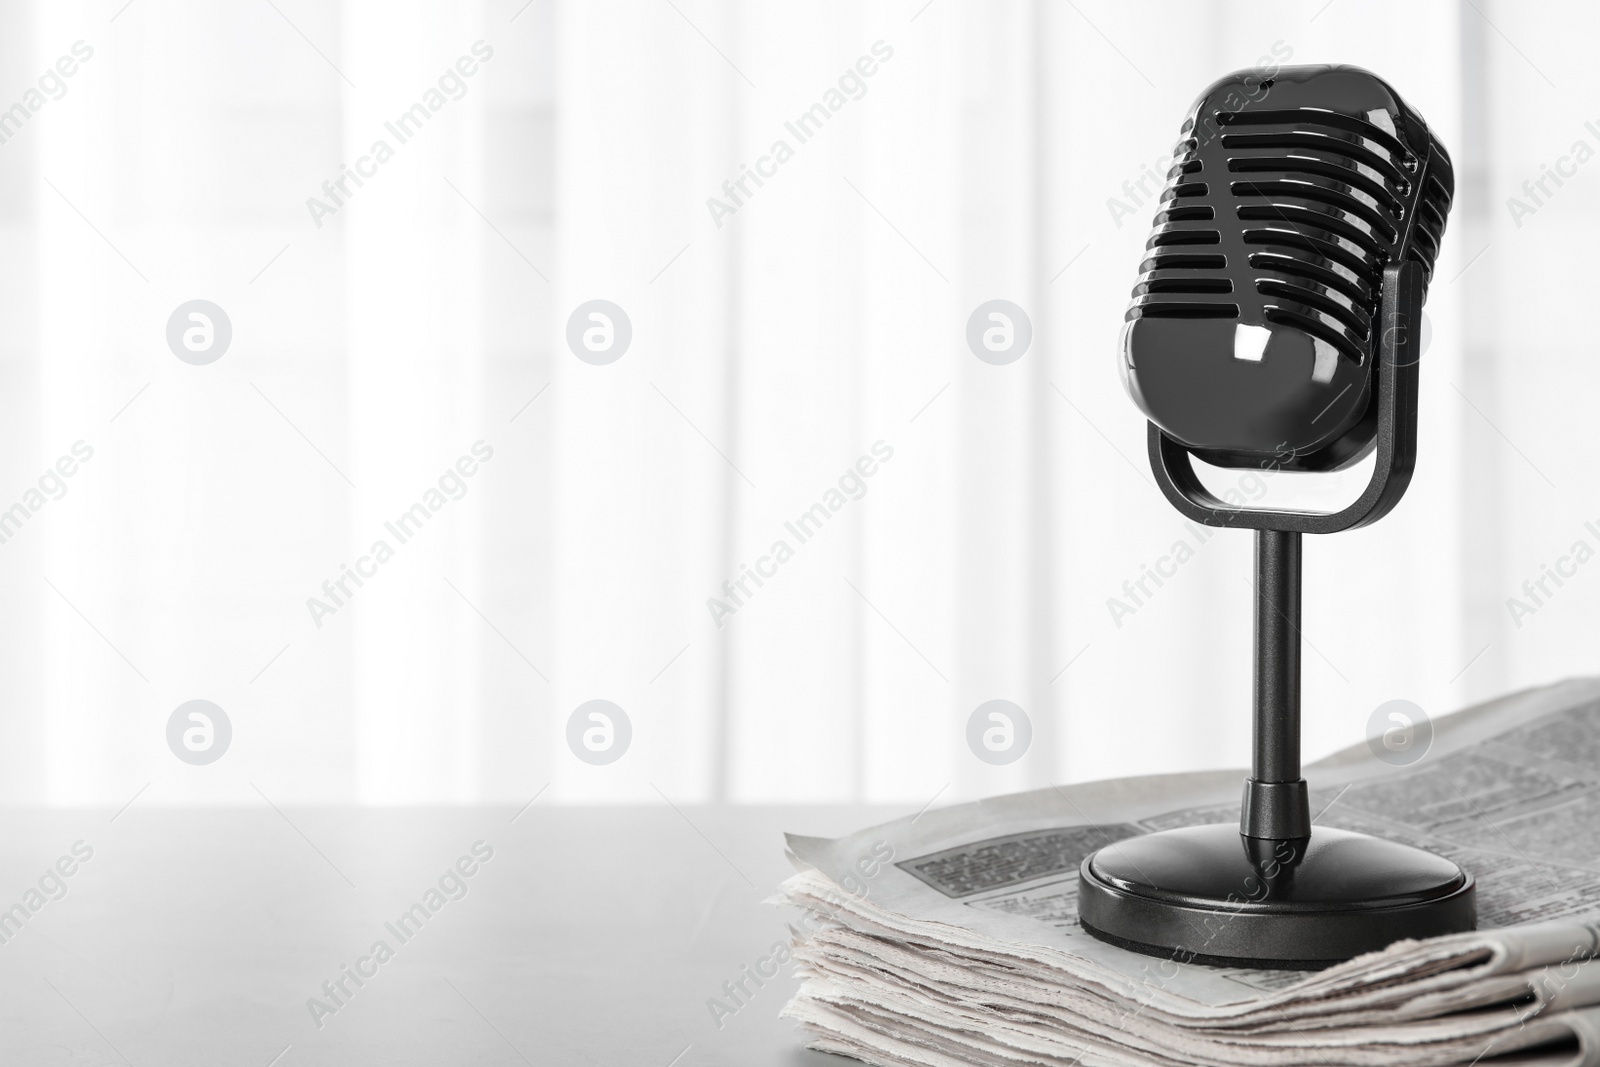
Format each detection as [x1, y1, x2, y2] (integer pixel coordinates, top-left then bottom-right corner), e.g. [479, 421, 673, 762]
[0, 804, 898, 1066]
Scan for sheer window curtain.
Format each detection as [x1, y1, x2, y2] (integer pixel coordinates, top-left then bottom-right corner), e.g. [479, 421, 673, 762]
[0, 0, 1591, 808]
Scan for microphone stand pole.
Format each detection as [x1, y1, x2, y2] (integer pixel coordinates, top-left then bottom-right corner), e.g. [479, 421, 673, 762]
[1242, 528, 1311, 842]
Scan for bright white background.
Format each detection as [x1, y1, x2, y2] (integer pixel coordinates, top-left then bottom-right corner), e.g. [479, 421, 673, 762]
[0, 0, 1592, 808]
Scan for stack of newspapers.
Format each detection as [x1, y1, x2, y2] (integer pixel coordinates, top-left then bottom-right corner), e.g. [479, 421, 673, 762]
[781, 679, 1600, 1067]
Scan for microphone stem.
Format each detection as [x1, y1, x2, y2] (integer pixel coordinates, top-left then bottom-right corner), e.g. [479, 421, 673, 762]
[1242, 528, 1311, 839]
[1255, 528, 1301, 782]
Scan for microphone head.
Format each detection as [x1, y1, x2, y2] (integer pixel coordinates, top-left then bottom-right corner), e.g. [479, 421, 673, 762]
[1120, 65, 1452, 472]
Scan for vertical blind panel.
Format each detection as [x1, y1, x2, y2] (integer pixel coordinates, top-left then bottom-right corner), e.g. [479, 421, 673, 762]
[0, 0, 1588, 806]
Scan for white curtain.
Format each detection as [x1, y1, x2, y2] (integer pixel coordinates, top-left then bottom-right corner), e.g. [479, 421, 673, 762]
[1, 0, 1591, 807]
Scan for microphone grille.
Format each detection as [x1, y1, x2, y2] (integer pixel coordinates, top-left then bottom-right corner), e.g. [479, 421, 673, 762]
[1128, 69, 1453, 373]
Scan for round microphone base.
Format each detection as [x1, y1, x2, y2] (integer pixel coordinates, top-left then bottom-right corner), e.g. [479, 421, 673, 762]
[1077, 824, 1475, 969]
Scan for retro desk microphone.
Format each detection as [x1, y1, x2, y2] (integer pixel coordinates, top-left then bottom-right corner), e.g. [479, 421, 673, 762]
[1076, 65, 1475, 968]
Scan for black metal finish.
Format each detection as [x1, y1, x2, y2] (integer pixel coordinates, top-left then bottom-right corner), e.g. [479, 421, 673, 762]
[1240, 782, 1310, 843]
[1120, 64, 1452, 471]
[1078, 825, 1475, 969]
[1078, 64, 1475, 968]
[1244, 529, 1310, 839]
[1252, 530, 1301, 786]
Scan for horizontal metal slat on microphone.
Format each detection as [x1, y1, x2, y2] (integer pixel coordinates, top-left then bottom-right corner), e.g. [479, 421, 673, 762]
[1240, 225, 1372, 279]
[1133, 275, 1234, 295]
[1214, 106, 1415, 163]
[1221, 131, 1410, 188]
[1153, 204, 1215, 224]
[1145, 227, 1221, 248]
[1246, 251, 1373, 307]
[1137, 252, 1226, 273]
[1235, 204, 1386, 261]
[1230, 179, 1397, 241]
[1166, 158, 1203, 180]
[1129, 301, 1240, 320]
[1256, 274, 1368, 325]
[1227, 154, 1404, 211]
[1256, 279, 1370, 341]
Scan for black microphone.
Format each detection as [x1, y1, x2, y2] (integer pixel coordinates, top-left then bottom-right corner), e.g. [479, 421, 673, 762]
[1077, 65, 1476, 970]
[1120, 64, 1453, 472]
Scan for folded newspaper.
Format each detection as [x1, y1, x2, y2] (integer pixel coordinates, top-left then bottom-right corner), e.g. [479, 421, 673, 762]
[780, 679, 1600, 1067]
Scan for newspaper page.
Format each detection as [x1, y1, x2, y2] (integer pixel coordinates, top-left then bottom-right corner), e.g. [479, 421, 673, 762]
[780, 678, 1600, 1065]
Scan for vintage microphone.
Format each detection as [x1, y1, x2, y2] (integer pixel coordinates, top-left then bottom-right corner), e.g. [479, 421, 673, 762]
[1077, 65, 1475, 968]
